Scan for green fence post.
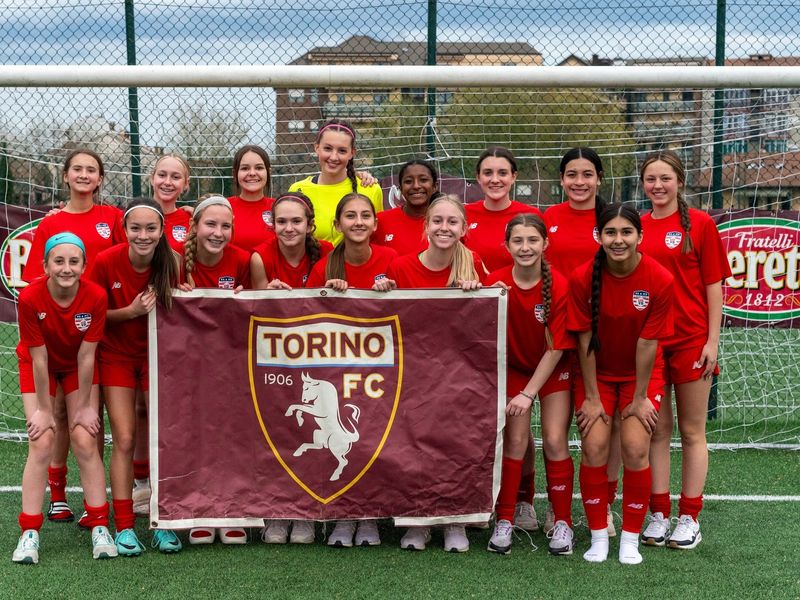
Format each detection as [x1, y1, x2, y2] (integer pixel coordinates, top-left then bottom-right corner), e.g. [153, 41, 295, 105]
[125, 0, 142, 198]
[425, 0, 437, 158]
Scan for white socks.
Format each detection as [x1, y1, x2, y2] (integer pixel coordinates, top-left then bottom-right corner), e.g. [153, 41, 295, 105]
[583, 529, 609, 562]
[618, 530, 643, 565]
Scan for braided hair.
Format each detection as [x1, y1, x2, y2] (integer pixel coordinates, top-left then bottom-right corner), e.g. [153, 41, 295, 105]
[588, 203, 642, 355]
[640, 149, 693, 253]
[272, 192, 323, 274]
[316, 119, 358, 192]
[183, 196, 233, 288]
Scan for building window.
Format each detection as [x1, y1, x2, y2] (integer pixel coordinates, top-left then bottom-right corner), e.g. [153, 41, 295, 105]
[723, 114, 747, 134]
[309, 89, 319, 103]
[764, 139, 787, 153]
[309, 121, 320, 132]
[288, 89, 305, 103]
[288, 120, 305, 132]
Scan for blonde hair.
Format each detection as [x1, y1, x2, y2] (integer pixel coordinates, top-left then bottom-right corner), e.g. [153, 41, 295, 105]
[425, 195, 479, 287]
[183, 196, 233, 287]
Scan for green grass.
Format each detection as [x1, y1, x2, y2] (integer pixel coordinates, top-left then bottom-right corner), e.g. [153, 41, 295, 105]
[0, 441, 798, 600]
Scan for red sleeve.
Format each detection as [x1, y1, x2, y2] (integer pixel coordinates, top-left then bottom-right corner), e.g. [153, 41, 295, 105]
[17, 292, 44, 348]
[548, 273, 576, 350]
[88, 252, 109, 290]
[306, 259, 327, 287]
[640, 273, 675, 341]
[473, 252, 488, 283]
[697, 213, 732, 285]
[84, 287, 108, 343]
[567, 266, 592, 333]
[111, 208, 126, 244]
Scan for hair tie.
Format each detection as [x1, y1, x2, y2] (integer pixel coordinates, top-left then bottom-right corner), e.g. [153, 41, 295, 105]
[44, 232, 85, 258]
[193, 195, 232, 217]
[124, 203, 164, 222]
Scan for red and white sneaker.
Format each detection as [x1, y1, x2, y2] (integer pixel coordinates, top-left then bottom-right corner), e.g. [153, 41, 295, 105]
[189, 528, 216, 545]
[47, 501, 74, 522]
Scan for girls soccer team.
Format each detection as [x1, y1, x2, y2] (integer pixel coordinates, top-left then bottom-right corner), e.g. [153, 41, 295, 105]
[13, 123, 728, 564]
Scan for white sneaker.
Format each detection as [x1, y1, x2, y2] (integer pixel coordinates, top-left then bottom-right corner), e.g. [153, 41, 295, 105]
[400, 527, 431, 551]
[12, 529, 39, 564]
[547, 520, 574, 556]
[607, 507, 617, 537]
[219, 527, 247, 545]
[513, 502, 539, 531]
[261, 520, 290, 544]
[543, 506, 555, 534]
[668, 515, 702, 550]
[354, 520, 381, 547]
[289, 520, 315, 544]
[328, 520, 356, 547]
[132, 481, 151, 516]
[91, 525, 118, 559]
[443, 524, 469, 553]
[189, 528, 216, 545]
[487, 519, 513, 554]
[641, 512, 670, 546]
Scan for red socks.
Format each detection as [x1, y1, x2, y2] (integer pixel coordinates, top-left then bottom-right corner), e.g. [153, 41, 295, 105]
[621, 466, 651, 534]
[679, 494, 703, 519]
[18, 512, 44, 532]
[82, 501, 110, 529]
[650, 491, 672, 517]
[133, 459, 150, 481]
[48, 466, 68, 503]
[607, 479, 618, 506]
[497, 457, 524, 523]
[113, 499, 135, 532]
[545, 456, 574, 527]
[579, 463, 607, 531]
[516, 472, 535, 504]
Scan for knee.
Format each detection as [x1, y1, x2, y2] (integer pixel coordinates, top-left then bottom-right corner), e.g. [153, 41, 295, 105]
[70, 430, 99, 460]
[582, 440, 609, 466]
[651, 413, 674, 443]
[29, 432, 55, 464]
[504, 429, 530, 458]
[112, 431, 136, 456]
[622, 444, 649, 469]
[542, 430, 565, 460]
[679, 424, 707, 448]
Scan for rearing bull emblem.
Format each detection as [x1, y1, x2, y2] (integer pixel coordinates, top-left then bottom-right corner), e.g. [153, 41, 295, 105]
[286, 373, 361, 481]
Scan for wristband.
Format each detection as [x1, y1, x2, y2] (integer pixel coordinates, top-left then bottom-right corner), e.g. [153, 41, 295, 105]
[518, 391, 535, 402]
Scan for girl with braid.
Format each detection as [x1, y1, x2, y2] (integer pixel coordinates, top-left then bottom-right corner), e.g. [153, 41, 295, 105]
[289, 119, 383, 245]
[483, 214, 574, 556]
[638, 150, 730, 550]
[250, 192, 333, 291]
[567, 203, 674, 565]
[90, 198, 182, 556]
[228, 145, 277, 251]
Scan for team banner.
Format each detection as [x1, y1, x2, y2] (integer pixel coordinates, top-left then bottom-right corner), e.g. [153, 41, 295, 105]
[148, 288, 507, 528]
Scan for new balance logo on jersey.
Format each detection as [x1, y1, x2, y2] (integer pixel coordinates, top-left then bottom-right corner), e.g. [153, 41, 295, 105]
[558, 371, 570, 381]
[665, 231, 682, 249]
[384, 234, 394, 242]
[96, 223, 111, 239]
[74, 313, 92, 332]
[654, 393, 663, 403]
[469, 223, 478, 230]
[218, 276, 235, 290]
[112, 282, 122, 289]
[37, 312, 46, 320]
[627, 503, 644, 510]
[585, 498, 601, 505]
[551, 484, 566, 491]
[549, 226, 558, 233]
[632, 290, 650, 310]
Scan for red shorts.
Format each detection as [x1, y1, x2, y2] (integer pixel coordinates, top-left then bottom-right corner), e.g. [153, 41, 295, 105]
[18, 360, 99, 396]
[507, 353, 572, 400]
[573, 371, 666, 415]
[98, 354, 148, 390]
[662, 343, 721, 385]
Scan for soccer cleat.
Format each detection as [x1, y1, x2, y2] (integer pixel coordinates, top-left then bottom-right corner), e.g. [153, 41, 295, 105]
[132, 481, 151, 516]
[641, 512, 670, 546]
[487, 519, 513, 555]
[115, 528, 145, 557]
[151, 529, 182, 553]
[328, 520, 356, 548]
[543, 506, 555, 534]
[12, 530, 39, 564]
[443, 525, 469, 553]
[668, 515, 702, 550]
[607, 507, 617, 537]
[219, 528, 247, 545]
[289, 520, 315, 544]
[354, 520, 381, 547]
[91, 526, 118, 559]
[262, 520, 290, 544]
[400, 527, 431, 551]
[77, 510, 91, 530]
[547, 520, 574, 556]
[189, 528, 216, 545]
[513, 502, 539, 532]
[47, 501, 74, 523]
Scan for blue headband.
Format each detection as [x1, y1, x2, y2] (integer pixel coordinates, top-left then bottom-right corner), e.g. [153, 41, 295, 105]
[44, 232, 86, 258]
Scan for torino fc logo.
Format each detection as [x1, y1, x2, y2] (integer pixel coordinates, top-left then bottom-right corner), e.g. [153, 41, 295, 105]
[249, 314, 402, 503]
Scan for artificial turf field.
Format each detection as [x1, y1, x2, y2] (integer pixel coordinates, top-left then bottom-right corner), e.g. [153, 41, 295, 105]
[0, 441, 797, 600]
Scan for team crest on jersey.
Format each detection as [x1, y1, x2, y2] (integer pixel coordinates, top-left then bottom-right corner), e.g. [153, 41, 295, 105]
[374, 273, 387, 282]
[172, 225, 187, 242]
[262, 210, 273, 227]
[632, 290, 650, 311]
[592, 226, 600, 244]
[96, 222, 111, 239]
[664, 231, 682, 249]
[74, 312, 92, 332]
[218, 276, 235, 290]
[534, 303, 545, 324]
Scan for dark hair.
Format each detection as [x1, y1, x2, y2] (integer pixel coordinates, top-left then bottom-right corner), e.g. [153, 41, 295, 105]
[559, 147, 606, 224]
[505, 213, 554, 348]
[476, 146, 517, 175]
[325, 193, 376, 281]
[232, 145, 271, 196]
[588, 203, 642, 354]
[63, 148, 105, 197]
[123, 198, 179, 310]
[640, 149, 693, 253]
[272, 192, 323, 275]
[399, 159, 439, 210]
[316, 119, 358, 193]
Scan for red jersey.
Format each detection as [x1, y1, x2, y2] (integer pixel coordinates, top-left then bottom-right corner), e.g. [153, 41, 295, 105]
[388, 250, 487, 288]
[185, 245, 252, 289]
[228, 196, 276, 252]
[640, 208, 731, 350]
[23, 205, 126, 282]
[543, 202, 600, 277]
[90, 243, 151, 360]
[372, 207, 428, 256]
[485, 265, 574, 377]
[464, 200, 543, 273]
[567, 254, 675, 381]
[164, 209, 191, 253]
[252, 237, 334, 288]
[306, 244, 397, 289]
[16, 277, 107, 372]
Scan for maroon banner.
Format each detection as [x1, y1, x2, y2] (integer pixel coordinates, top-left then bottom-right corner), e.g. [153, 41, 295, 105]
[0, 205, 47, 322]
[149, 289, 506, 528]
